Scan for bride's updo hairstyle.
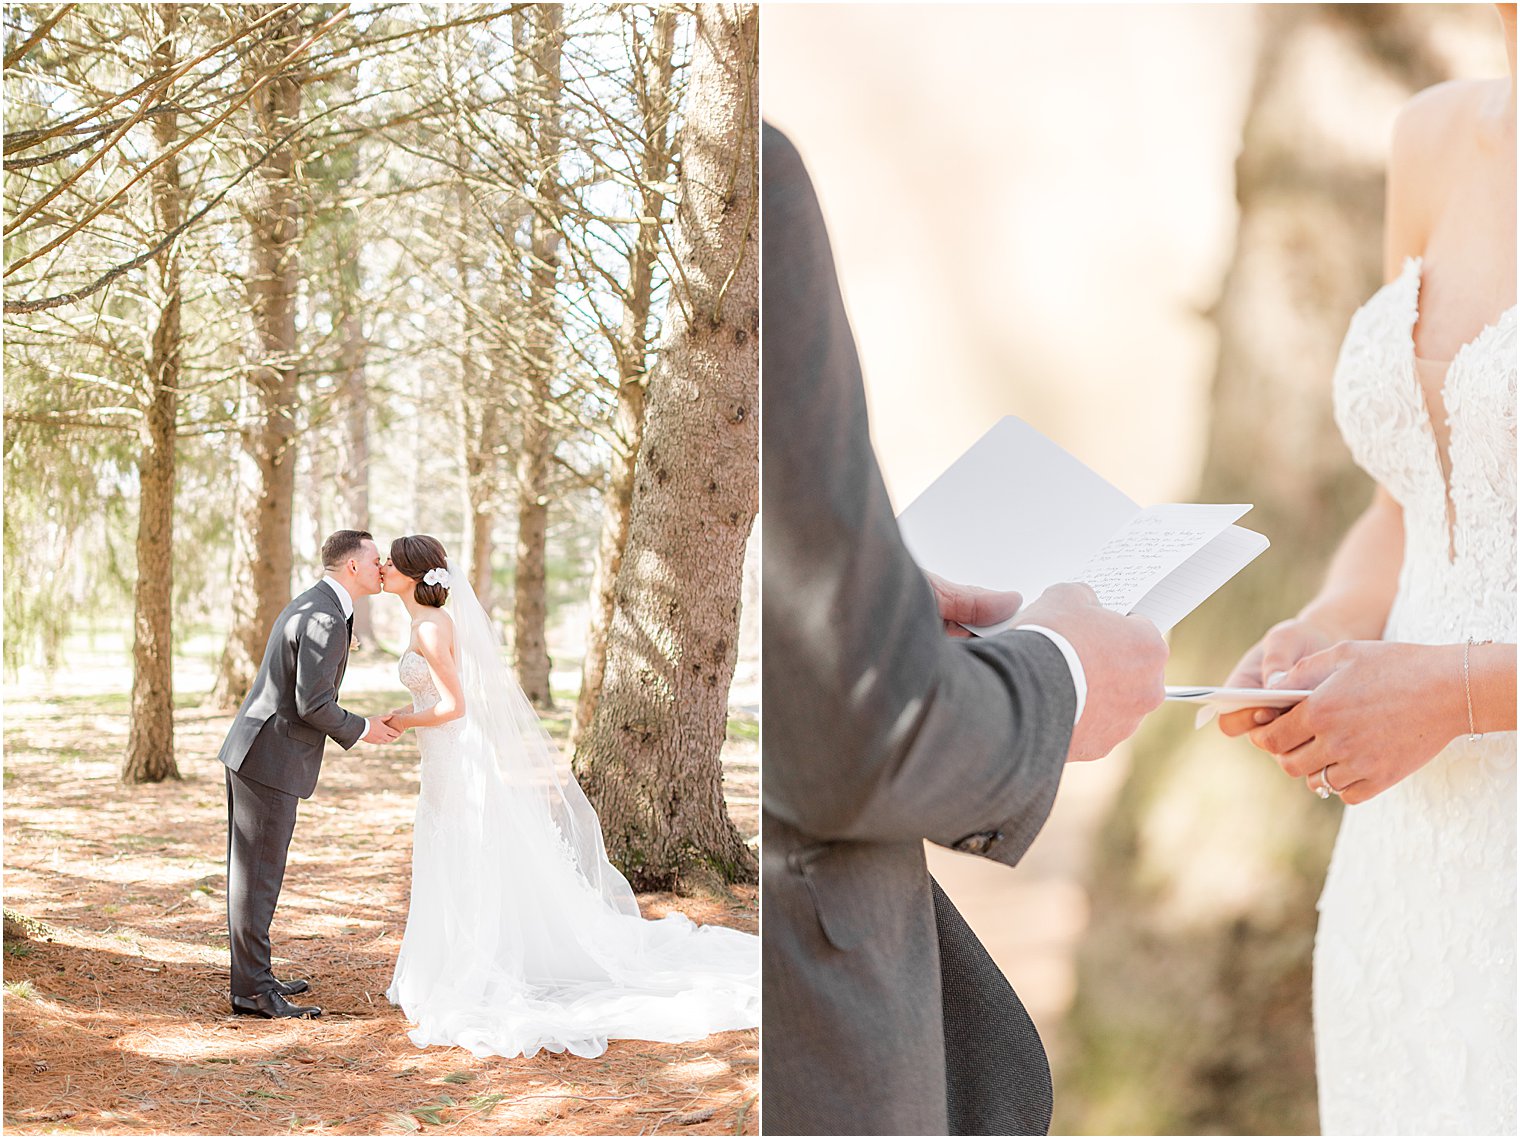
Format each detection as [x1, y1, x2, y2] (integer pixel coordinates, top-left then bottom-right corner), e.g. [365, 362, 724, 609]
[391, 535, 450, 608]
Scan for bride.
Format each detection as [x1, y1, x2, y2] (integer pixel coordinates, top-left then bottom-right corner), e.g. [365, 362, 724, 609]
[1219, 8, 1516, 1134]
[376, 533, 759, 1059]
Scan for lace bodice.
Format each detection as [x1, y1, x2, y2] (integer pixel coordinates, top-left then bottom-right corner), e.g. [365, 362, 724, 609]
[1331, 256, 1516, 646]
[1315, 255, 1516, 1135]
[399, 649, 463, 755]
[399, 649, 440, 711]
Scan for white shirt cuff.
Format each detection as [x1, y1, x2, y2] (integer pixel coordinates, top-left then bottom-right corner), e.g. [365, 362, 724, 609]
[1016, 625, 1086, 726]
[361, 717, 370, 740]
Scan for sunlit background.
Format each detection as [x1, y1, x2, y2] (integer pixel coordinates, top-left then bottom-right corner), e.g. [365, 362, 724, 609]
[764, 4, 1505, 1133]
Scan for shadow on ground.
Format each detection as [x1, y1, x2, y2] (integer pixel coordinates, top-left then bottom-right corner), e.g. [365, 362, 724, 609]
[3, 663, 758, 1135]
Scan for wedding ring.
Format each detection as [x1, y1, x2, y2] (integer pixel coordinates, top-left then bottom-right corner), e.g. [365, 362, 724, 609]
[1322, 766, 1345, 796]
[1314, 782, 1330, 800]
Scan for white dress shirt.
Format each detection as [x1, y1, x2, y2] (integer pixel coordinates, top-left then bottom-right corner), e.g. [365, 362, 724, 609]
[1013, 625, 1087, 725]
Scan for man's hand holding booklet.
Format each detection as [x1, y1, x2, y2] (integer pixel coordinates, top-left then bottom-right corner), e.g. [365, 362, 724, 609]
[895, 417, 1290, 717]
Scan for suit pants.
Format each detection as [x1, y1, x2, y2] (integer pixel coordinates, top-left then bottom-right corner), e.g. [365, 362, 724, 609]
[225, 766, 299, 997]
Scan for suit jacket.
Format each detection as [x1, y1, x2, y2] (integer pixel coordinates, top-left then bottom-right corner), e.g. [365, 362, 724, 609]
[761, 124, 1075, 1136]
[217, 582, 367, 799]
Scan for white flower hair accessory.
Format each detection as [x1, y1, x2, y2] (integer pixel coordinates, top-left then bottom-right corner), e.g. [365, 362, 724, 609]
[423, 567, 451, 588]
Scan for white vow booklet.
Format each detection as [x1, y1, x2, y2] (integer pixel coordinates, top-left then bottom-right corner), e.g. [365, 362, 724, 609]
[896, 417, 1269, 635]
[1166, 685, 1313, 728]
[1163, 685, 1313, 711]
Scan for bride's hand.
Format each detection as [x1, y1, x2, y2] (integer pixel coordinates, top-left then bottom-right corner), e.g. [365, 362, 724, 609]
[1244, 640, 1465, 804]
[387, 708, 412, 731]
[1217, 617, 1339, 737]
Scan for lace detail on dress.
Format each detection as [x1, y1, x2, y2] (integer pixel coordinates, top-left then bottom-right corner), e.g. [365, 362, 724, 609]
[1318, 256, 1516, 1135]
[398, 650, 463, 736]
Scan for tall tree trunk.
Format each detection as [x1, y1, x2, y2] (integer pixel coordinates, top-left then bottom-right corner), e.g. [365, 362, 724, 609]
[465, 399, 499, 610]
[1057, 9, 1457, 1135]
[123, 3, 183, 784]
[574, 4, 759, 892]
[511, 5, 564, 709]
[571, 6, 679, 749]
[334, 224, 373, 644]
[455, 141, 501, 617]
[213, 7, 304, 707]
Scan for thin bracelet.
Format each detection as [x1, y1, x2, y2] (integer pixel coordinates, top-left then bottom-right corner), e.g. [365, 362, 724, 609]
[1463, 637, 1490, 742]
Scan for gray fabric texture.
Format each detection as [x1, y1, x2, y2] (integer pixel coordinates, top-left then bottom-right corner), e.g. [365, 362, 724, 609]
[760, 123, 1075, 1136]
[218, 583, 366, 799]
[936, 879, 1054, 1136]
[218, 581, 366, 998]
[225, 765, 300, 997]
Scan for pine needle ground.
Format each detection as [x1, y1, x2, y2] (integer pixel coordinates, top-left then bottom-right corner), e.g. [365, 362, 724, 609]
[3, 652, 759, 1136]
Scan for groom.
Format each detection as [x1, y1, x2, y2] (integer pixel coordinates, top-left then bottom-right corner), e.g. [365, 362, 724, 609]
[218, 529, 401, 1018]
[762, 125, 1168, 1134]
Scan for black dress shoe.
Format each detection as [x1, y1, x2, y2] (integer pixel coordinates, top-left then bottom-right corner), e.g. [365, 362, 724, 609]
[274, 977, 310, 996]
[230, 991, 322, 1018]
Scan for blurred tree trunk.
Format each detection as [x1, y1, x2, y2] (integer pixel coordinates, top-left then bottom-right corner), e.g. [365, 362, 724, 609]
[575, 3, 759, 892]
[214, 7, 305, 707]
[511, 4, 563, 709]
[124, 3, 184, 784]
[1057, 9, 1457, 1135]
[572, 7, 679, 749]
[464, 395, 500, 612]
[335, 219, 373, 644]
[455, 141, 502, 618]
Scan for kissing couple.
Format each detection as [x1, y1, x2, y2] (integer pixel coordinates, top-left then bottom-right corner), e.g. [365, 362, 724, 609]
[217, 529, 758, 1058]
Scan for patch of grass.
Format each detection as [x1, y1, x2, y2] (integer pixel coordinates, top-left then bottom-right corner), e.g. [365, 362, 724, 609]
[114, 834, 182, 850]
[409, 1094, 456, 1126]
[463, 1093, 506, 1114]
[535, 711, 572, 741]
[726, 717, 758, 743]
[4, 979, 36, 999]
[4, 941, 35, 959]
[49, 691, 131, 713]
[21, 747, 87, 765]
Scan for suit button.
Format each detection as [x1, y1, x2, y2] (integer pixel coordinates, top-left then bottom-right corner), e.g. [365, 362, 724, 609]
[953, 830, 1004, 855]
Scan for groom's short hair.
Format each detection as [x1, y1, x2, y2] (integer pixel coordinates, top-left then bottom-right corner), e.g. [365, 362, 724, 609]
[322, 529, 373, 570]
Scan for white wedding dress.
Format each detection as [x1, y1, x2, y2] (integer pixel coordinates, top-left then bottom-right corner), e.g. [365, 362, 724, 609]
[1318, 256, 1515, 1135]
[385, 566, 759, 1059]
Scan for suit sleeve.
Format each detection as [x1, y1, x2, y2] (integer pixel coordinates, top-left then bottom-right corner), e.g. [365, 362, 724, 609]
[293, 610, 367, 750]
[760, 124, 1075, 867]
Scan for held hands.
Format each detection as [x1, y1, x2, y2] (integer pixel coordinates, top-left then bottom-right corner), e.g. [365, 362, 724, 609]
[1217, 617, 1339, 736]
[1225, 638, 1464, 804]
[362, 714, 404, 745]
[1012, 583, 1168, 763]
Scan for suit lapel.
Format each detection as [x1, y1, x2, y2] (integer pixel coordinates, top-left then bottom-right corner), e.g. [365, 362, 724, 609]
[304, 582, 353, 686]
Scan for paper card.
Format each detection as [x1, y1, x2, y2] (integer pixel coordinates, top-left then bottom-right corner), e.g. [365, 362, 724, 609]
[896, 417, 1139, 609]
[1165, 685, 1314, 729]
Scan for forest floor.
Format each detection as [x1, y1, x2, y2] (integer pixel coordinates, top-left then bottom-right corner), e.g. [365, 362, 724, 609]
[2, 636, 759, 1136]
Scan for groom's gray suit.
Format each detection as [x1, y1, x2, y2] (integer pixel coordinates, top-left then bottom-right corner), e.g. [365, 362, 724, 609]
[218, 581, 367, 998]
[762, 124, 1077, 1136]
